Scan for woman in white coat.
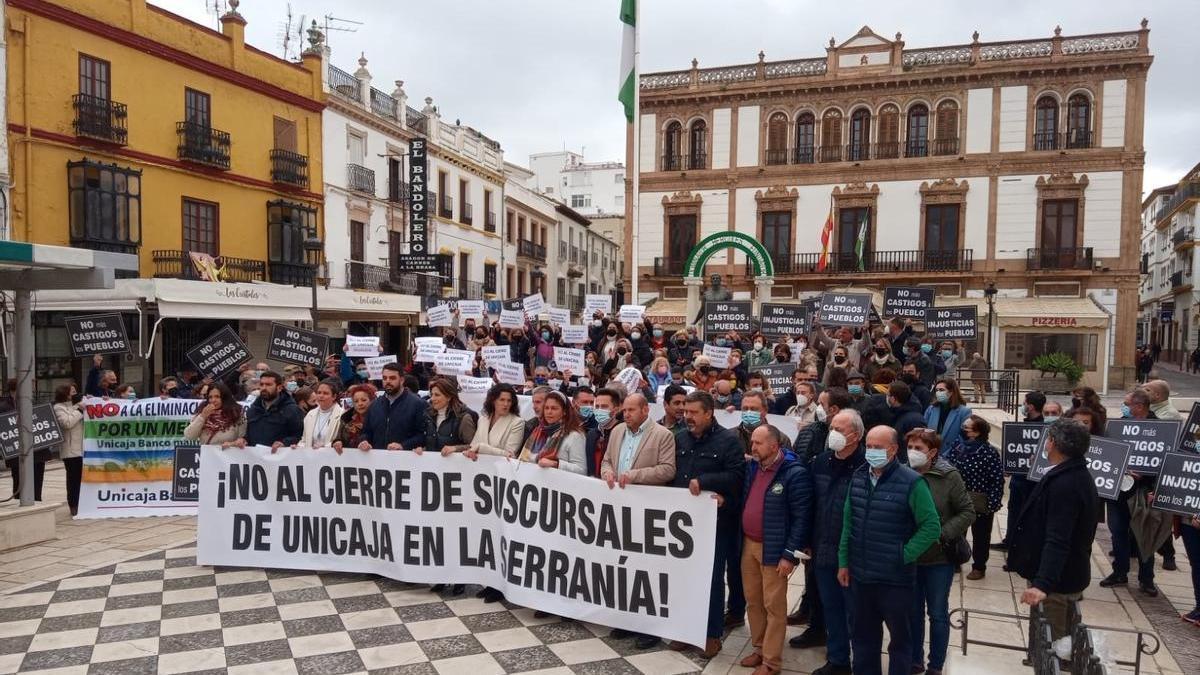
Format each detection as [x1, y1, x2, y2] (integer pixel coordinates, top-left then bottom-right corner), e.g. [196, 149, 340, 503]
[465, 384, 526, 460]
[52, 383, 85, 515]
[299, 380, 344, 449]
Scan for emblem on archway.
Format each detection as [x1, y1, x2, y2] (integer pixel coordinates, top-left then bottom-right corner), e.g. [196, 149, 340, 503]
[681, 231, 776, 329]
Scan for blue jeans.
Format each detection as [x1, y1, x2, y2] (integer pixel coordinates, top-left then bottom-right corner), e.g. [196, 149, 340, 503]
[1004, 475, 1033, 544]
[816, 566, 852, 667]
[1180, 524, 1200, 609]
[852, 581, 912, 675]
[909, 564, 955, 670]
[708, 522, 737, 639]
[1108, 497, 1154, 583]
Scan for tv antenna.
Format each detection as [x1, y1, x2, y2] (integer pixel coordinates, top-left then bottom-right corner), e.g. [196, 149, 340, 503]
[278, 3, 294, 60]
[323, 14, 362, 47]
[204, 0, 227, 30]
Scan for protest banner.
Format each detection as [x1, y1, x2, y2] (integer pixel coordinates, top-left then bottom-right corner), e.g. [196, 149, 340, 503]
[818, 293, 872, 327]
[186, 326, 252, 379]
[494, 361, 526, 386]
[923, 306, 979, 340]
[1000, 423, 1044, 475]
[759, 303, 807, 339]
[499, 308, 525, 329]
[481, 345, 511, 366]
[345, 335, 382, 357]
[883, 287, 934, 320]
[523, 292, 546, 317]
[172, 442, 201, 502]
[704, 301, 753, 334]
[458, 376, 493, 394]
[702, 344, 731, 369]
[1152, 452, 1200, 516]
[78, 397, 205, 518]
[618, 305, 646, 323]
[553, 347, 585, 374]
[1104, 419, 1181, 476]
[414, 342, 444, 364]
[749, 363, 796, 397]
[364, 355, 398, 379]
[64, 313, 131, 357]
[197, 446, 716, 645]
[457, 300, 486, 319]
[266, 323, 329, 368]
[1028, 435, 1130, 500]
[585, 294, 612, 317]
[548, 307, 570, 326]
[434, 352, 472, 376]
[1177, 403, 1200, 454]
[0, 404, 64, 461]
[561, 325, 588, 344]
[427, 304, 452, 327]
[0, 413, 17, 460]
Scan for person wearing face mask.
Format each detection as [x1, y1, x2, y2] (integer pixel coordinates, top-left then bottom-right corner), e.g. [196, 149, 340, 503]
[773, 343, 793, 366]
[628, 318, 654, 369]
[585, 388, 623, 477]
[646, 356, 673, 392]
[348, 360, 371, 385]
[530, 322, 558, 369]
[863, 338, 902, 382]
[648, 323, 669, 351]
[771, 369, 806, 416]
[837, 425, 941, 675]
[115, 384, 138, 401]
[599, 322, 623, 362]
[944, 415, 1004, 580]
[904, 338, 937, 388]
[905, 429, 974, 675]
[573, 386, 598, 432]
[887, 317, 914, 362]
[736, 391, 770, 456]
[821, 346, 853, 386]
[843, 370, 867, 404]
[813, 325, 866, 371]
[747, 334, 774, 369]
[669, 329, 698, 368]
[898, 362, 931, 410]
[784, 381, 819, 430]
[792, 388, 851, 468]
[923, 378, 972, 450]
[888, 381, 926, 443]
[291, 385, 314, 416]
[936, 342, 960, 376]
[725, 350, 749, 389]
[712, 377, 743, 413]
[691, 355, 720, 392]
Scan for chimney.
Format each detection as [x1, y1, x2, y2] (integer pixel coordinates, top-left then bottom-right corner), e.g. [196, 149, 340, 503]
[220, 0, 246, 71]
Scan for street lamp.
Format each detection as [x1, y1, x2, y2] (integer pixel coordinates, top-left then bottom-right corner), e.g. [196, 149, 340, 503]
[303, 233, 324, 328]
[984, 281, 997, 365]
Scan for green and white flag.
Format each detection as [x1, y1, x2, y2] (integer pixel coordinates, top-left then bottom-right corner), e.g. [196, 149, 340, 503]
[618, 0, 637, 122]
[855, 209, 869, 271]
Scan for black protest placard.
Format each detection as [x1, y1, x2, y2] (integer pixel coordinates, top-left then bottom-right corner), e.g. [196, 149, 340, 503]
[883, 287, 934, 320]
[818, 293, 872, 327]
[187, 326, 252, 379]
[1028, 434, 1130, 500]
[705, 301, 753, 334]
[1151, 452, 1200, 516]
[1001, 422, 1044, 475]
[1177, 403, 1200, 454]
[923, 306, 978, 340]
[750, 363, 797, 396]
[267, 323, 329, 368]
[0, 412, 18, 460]
[172, 442, 202, 502]
[0, 405, 62, 459]
[759, 304, 808, 339]
[65, 313, 131, 357]
[1104, 419, 1181, 476]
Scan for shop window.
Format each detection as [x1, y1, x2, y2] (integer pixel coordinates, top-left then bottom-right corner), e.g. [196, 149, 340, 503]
[1003, 332, 1098, 371]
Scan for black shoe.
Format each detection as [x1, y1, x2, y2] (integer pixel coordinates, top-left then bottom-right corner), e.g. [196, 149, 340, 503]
[787, 605, 810, 626]
[989, 542, 1009, 551]
[1140, 581, 1160, 597]
[1163, 558, 1178, 571]
[723, 612, 745, 629]
[480, 588, 504, 604]
[450, 584, 465, 596]
[610, 628, 636, 639]
[1099, 573, 1128, 588]
[533, 610, 553, 619]
[634, 635, 660, 650]
[431, 583, 446, 593]
[812, 662, 852, 675]
[788, 628, 826, 649]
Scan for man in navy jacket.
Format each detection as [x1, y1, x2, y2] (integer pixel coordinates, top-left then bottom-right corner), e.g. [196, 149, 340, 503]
[359, 363, 428, 450]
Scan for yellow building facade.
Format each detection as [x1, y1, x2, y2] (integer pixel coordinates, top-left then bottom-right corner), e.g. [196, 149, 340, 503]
[6, 0, 324, 280]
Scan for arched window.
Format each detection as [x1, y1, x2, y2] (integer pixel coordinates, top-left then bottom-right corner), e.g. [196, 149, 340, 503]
[794, 112, 815, 164]
[1066, 94, 1092, 148]
[906, 104, 928, 157]
[1034, 95, 1059, 150]
[848, 108, 871, 161]
[688, 119, 707, 169]
[820, 109, 842, 162]
[663, 121, 682, 170]
[877, 104, 899, 159]
[934, 100, 960, 155]
[766, 113, 788, 165]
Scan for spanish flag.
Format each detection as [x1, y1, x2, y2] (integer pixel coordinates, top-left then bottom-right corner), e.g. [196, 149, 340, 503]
[817, 205, 834, 271]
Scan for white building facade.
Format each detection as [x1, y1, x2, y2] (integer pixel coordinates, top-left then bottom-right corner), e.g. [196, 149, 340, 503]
[528, 150, 625, 217]
[1139, 166, 1200, 359]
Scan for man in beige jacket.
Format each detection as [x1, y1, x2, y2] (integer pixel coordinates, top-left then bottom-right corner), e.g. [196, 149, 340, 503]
[600, 392, 677, 649]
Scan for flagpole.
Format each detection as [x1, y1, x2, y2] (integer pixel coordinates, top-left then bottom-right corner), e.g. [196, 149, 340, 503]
[629, 0, 641, 304]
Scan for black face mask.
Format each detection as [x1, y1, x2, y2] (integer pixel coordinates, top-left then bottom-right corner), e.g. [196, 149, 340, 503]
[901, 373, 917, 384]
[617, 347, 628, 355]
[608, 331, 618, 338]
[1071, 397, 1081, 408]
[676, 338, 687, 346]
[874, 348, 888, 357]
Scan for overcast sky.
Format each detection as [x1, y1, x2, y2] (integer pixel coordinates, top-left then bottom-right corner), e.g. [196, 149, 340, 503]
[157, 0, 1196, 195]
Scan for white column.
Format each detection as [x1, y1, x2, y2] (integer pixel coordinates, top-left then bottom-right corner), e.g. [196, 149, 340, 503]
[754, 276, 774, 315]
[684, 277, 703, 332]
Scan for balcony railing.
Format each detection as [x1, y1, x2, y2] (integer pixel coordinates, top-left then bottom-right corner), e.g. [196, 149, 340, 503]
[687, 152, 707, 170]
[662, 154, 682, 171]
[1033, 131, 1059, 151]
[1064, 128, 1093, 149]
[766, 149, 789, 166]
[569, 246, 579, 263]
[270, 149, 308, 188]
[518, 239, 546, 262]
[176, 121, 231, 170]
[818, 145, 842, 163]
[405, 106, 428, 135]
[460, 202, 473, 225]
[654, 257, 686, 276]
[369, 88, 398, 120]
[443, 279, 486, 300]
[905, 140, 928, 158]
[269, 261, 314, 286]
[72, 237, 139, 257]
[439, 193, 453, 219]
[793, 146, 815, 164]
[568, 295, 584, 313]
[72, 94, 127, 145]
[347, 163, 375, 195]
[743, 249, 975, 275]
[388, 181, 410, 203]
[1025, 247, 1094, 271]
[1155, 183, 1200, 225]
[328, 65, 361, 103]
[874, 141, 900, 160]
[846, 142, 870, 162]
[485, 211, 497, 233]
[345, 261, 392, 291]
[1034, 129, 1095, 151]
[1172, 228, 1194, 247]
[933, 137, 960, 156]
[153, 250, 265, 282]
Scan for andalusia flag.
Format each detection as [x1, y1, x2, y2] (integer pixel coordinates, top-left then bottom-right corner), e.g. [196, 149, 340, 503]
[817, 205, 834, 272]
[855, 209, 870, 271]
[618, 0, 637, 122]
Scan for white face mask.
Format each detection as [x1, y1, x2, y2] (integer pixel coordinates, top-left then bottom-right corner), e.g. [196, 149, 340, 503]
[814, 405, 828, 422]
[796, 394, 810, 408]
[907, 448, 930, 469]
[826, 429, 846, 451]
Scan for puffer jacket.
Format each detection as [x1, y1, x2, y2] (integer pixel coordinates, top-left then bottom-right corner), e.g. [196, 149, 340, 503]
[423, 402, 478, 453]
[810, 443, 864, 568]
[792, 419, 829, 465]
[244, 391, 303, 447]
[916, 458, 976, 565]
[743, 450, 812, 566]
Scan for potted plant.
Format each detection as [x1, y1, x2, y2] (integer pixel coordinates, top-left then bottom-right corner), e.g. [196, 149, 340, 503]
[1031, 352, 1084, 392]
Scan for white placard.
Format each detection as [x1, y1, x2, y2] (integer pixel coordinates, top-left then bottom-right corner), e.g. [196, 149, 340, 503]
[457, 300, 486, 319]
[702, 344, 731, 369]
[618, 305, 646, 323]
[493, 360, 526, 386]
[364, 354, 398, 379]
[499, 308, 525, 329]
[458, 375, 493, 394]
[427, 304, 452, 327]
[561, 325, 589, 344]
[414, 336, 444, 347]
[553, 347, 586, 374]
[585, 294, 613, 317]
[435, 351, 473, 375]
[614, 366, 643, 392]
[548, 306, 570, 326]
[415, 343, 445, 363]
[523, 293, 546, 317]
[345, 335, 381, 357]
[481, 345, 511, 366]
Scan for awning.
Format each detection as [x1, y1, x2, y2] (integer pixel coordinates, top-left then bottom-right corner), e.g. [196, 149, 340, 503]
[643, 299, 689, 327]
[944, 296, 1111, 330]
[317, 287, 421, 322]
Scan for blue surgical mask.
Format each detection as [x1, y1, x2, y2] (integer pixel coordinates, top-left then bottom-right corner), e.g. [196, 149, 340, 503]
[653, 329, 663, 338]
[865, 447, 890, 469]
[579, 405, 594, 418]
[356, 369, 368, 378]
[1044, 415, 1060, 424]
[1121, 404, 1131, 419]
[541, 331, 551, 340]
[848, 384, 864, 396]
[716, 338, 728, 347]
[534, 377, 547, 385]
[741, 410, 761, 427]
[592, 408, 611, 425]
[125, 391, 138, 400]
[935, 390, 949, 403]
[285, 381, 299, 393]
[941, 350, 953, 360]
[920, 344, 933, 354]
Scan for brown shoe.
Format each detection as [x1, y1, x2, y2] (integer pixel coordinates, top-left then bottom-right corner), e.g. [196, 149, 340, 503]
[966, 569, 985, 581]
[740, 653, 763, 668]
[667, 640, 691, 652]
[702, 637, 722, 659]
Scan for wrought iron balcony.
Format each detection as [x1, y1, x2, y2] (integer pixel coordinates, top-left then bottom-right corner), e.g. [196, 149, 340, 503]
[441, 278, 485, 300]
[743, 249, 974, 275]
[654, 257, 686, 276]
[485, 211, 497, 233]
[345, 261, 393, 291]
[662, 154, 682, 171]
[369, 88, 398, 120]
[793, 146, 815, 164]
[766, 149, 789, 166]
[518, 239, 546, 262]
[1033, 131, 1059, 151]
[388, 181, 410, 203]
[269, 261, 314, 286]
[270, 149, 308, 188]
[72, 94, 127, 145]
[874, 141, 900, 160]
[1172, 227, 1194, 248]
[1155, 183, 1200, 225]
[1025, 247, 1094, 271]
[905, 140, 928, 158]
[846, 142, 870, 162]
[568, 295, 584, 313]
[461, 202, 473, 225]
[405, 106, 428, 135]
[1064, 129, 1093, 149]
[933, 137, 960, 156]
[439, 193, 453, 219]
[1171, 271, 1186, 289]
[328, 65, 361, 103]
[177, 121, 231, 170]
[687, 152, 707, 170]
[347, 163, 375, 195]
[152, 249, 265, 282]
[818, 145, 842, 163]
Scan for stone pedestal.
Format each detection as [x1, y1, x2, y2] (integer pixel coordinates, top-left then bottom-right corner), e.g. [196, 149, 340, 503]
[684, 277, 703, 330]
[754, 276, 775, 314]
[0, 502, 59, 552]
